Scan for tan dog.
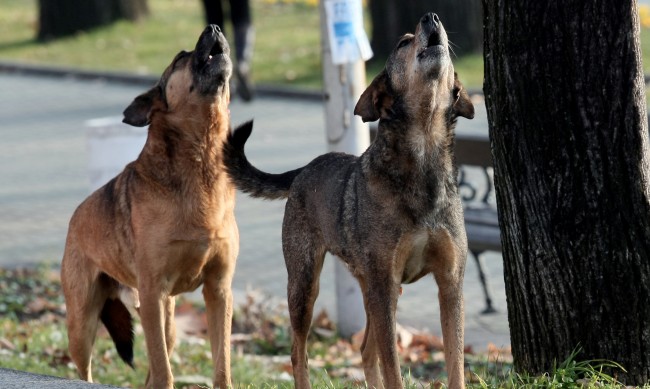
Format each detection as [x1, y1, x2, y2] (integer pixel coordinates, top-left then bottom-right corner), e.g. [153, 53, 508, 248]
[61, 25, 237, 389]
[223, 13, 473, 388]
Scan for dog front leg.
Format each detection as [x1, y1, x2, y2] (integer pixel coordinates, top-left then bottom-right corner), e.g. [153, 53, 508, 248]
[430, 229, 467, 389]
[139, 289, 174, 389]
[365, 277, 402, 389]
[203, 275, 233, 389]
[436, 278, 465, 389]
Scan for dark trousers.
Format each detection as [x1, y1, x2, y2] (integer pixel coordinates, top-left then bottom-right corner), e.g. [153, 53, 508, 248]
[201, 0, 251, 35]
[202, 0, 254, 100]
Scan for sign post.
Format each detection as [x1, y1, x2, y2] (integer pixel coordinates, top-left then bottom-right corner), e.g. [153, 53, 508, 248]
[319, 0, 372, 337]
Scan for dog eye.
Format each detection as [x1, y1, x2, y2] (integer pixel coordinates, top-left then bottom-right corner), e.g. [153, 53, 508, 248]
[397, 38, 412, 49]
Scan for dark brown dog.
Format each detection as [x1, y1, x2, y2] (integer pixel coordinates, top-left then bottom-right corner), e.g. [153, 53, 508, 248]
[223, 13, 474, 389]
[61, 25, 237, 389]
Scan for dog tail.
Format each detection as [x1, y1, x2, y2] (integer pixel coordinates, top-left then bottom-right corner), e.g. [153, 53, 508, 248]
[223, 120, 303, 200]
[100, 298, 135, 368]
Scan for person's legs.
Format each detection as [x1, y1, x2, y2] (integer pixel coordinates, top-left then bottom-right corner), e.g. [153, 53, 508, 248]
[229, 0, 254, 101]
[201, 0, 224, 28]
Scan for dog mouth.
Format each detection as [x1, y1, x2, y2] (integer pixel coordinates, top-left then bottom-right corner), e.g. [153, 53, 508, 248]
[192, 24, 232, 95]
[195, 24, 229, 67]
[427, 31, 442, 48]
[417, 13, 446, 60]
[418, 31, 444, 59]
[207, 42, 224, 63]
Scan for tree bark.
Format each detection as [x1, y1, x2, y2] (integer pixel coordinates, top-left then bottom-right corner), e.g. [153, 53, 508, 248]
[38, 0, 149, 41]
[483, 0, 650, 385]
[369, 0, 482, 59]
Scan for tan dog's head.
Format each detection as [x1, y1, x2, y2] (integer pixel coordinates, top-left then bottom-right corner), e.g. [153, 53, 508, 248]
[122, 24, 232, 127]
[355, 13, 474, 125]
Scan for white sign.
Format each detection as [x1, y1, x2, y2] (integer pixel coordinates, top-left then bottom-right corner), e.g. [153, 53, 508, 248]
[324, 0, 373, 65]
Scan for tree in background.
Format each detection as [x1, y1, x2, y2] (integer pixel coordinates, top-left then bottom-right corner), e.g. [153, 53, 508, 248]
[38, 0, 149, 41]
[369, 0, 481, 59]
[483, 0, 650, 384]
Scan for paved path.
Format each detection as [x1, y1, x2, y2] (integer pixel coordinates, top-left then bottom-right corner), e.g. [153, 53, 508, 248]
[0, 72, 509, 351]
[0, 368, 121, 389]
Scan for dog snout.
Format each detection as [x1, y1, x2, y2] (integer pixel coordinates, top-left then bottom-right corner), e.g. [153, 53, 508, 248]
[421, 12, 440, 30]
[206, 24, 222, 35]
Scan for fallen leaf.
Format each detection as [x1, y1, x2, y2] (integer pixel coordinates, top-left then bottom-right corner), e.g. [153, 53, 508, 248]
[312, 309, 334, 331]
[0, 337, 15, 350]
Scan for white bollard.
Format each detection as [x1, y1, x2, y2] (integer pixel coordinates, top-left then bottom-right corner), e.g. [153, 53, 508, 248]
[85, 117, 147, 192]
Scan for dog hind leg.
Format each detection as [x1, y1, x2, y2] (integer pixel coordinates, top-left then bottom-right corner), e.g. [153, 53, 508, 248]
[62, 252, 113, 382]
[359, 281, 384, 389]
[163, 296, 176, 359]
[283, 231, 325, 389]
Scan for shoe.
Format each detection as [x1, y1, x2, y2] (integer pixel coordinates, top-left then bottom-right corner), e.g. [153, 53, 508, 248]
[234, 24, 255, 102]
[235, 64, 254, 102]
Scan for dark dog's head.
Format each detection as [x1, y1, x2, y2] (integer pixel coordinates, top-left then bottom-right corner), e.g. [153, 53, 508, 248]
[123, 25, 232, 127]
[355, 13, 474, 125]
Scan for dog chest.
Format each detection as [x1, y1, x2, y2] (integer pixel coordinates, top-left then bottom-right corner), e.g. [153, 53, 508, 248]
[400, 229, 431, 284]
[164, 236, 231, 294]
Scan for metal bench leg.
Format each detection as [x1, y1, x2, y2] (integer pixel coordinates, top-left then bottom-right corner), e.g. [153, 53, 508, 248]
[471, 249, 497, 314]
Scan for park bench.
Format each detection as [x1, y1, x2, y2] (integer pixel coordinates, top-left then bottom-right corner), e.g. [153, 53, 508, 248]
[370, 126, 501, 314]
[455, 133, 501, 314]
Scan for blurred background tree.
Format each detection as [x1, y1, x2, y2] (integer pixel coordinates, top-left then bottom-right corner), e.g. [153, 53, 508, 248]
[38, 0, 149, 41]
[369, 0, 482, 59]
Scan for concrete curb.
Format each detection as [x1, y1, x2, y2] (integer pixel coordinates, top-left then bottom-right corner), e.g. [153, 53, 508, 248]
[0, 368, 124, 388]
[0, 60, 489, 100]
[0, 60, 325, 101]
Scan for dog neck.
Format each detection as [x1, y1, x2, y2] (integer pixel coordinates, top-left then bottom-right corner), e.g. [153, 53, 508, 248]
[372, 101, 456, 166]
[363, 114, 459, 218]
[136, 104, 231, 193]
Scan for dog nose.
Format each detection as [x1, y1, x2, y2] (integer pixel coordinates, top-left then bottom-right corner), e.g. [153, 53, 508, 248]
[210, 24, 222, 34]
[421, 12, 440, 28]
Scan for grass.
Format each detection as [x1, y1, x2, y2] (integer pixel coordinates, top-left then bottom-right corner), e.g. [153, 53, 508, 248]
[2, 266, 648, 388]
[0, 0, 482, 89]
[2, 313, 644, 388]
[4, 1, 650, 91]
[0, 0, 323, 89]
[3, 1, 650, 91]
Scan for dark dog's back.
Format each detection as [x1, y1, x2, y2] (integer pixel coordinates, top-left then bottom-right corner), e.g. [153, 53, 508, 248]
[224, 122, 366, 245]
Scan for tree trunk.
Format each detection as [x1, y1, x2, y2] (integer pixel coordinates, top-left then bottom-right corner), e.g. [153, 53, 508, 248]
[369, 0, 481, 59]
[38, 0, 149, 41]
[116, 0, 150, 21]
[483, 0, 650, 385]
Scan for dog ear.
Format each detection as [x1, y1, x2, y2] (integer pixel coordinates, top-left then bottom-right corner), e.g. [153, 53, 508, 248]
[452, 73, 474, 120]
[354, 70, 394, 122]
[122, 86, 163, 127]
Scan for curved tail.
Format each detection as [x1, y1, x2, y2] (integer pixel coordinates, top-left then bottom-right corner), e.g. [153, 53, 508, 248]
[223, 120, 303, 200]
